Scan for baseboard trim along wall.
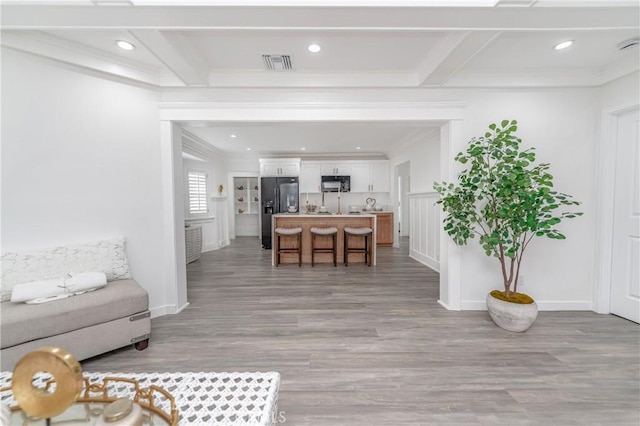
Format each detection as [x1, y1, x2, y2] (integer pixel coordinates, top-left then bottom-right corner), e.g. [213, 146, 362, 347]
[460, 300, 593, 311]
[409, 251, 440, 273]
[150, 302, 190, 318]
[437, 299, 456, 311]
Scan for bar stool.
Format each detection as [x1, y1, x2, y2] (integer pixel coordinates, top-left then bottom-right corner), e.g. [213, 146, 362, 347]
[343, 227, 373, 267]
[274, 227, 302, 267]
[310, 227, 338, 267]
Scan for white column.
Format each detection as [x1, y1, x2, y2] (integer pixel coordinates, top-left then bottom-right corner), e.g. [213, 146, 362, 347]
[438, 120, 464, 311]
[160, 121, 189, 315]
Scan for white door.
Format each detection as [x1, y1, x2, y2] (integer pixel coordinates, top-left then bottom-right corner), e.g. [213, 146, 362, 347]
[610, 108, 640, 323]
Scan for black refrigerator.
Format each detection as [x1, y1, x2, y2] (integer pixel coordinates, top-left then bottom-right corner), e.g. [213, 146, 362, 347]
[261, 176, 299, 249]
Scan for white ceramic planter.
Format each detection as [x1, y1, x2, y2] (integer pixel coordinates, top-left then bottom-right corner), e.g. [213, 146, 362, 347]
[486, 292, 538, 332]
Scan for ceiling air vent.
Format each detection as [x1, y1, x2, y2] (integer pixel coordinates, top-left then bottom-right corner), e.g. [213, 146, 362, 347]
[262, 54, 293, 71]
[617, 37, 639, 51]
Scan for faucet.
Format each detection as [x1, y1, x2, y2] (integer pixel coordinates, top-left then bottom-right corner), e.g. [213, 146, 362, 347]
[337, 191, 342, 215]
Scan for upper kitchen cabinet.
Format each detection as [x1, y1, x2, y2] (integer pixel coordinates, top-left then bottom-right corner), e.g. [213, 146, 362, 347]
[350, 161, 390, 193]
[300, 162, 321, 193]
[259, 158, 301, 177]
[320, 162, 351, 176]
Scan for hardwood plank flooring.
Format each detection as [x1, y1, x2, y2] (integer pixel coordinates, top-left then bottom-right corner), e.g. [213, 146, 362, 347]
[83, 237, 640, 425]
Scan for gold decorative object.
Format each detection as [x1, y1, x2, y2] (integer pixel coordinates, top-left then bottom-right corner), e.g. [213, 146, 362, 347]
[238, 208, 244, 214]
[238, 197, 244, 202]
[1, 347, 178, 425]
[12, 346, 83, 419]
[217, 184, 224, 195]
[80, 376, 177, 425]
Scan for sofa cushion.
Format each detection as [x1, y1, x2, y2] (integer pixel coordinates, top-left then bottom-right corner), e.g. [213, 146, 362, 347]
[1, 237, 131, 302]
[1, 279, 148, 349]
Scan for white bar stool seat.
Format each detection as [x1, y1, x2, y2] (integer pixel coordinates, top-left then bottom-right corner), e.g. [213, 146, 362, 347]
[274, 227, 302, 266]
[343, 227, 373, 267]
[310, 227, 338, 267]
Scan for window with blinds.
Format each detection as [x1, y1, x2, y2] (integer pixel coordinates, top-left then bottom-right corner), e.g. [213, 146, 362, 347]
[188, 171, 208, 214]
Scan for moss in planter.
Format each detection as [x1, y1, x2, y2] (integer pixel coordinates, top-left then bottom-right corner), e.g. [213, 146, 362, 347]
[490, 289, 535, 304]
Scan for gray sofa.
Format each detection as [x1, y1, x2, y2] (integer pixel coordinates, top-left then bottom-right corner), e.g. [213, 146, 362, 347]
[1, 279, 150, 370]
[0, 237, 151, 370]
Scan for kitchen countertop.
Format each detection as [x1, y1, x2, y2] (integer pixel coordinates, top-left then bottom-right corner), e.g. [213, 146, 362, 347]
[274, 212, 376, 217]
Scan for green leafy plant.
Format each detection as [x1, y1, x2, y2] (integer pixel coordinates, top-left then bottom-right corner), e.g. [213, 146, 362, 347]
[434, 120, 582, 300]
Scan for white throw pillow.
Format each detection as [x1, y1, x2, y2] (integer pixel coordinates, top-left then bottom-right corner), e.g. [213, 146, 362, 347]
[1, 237, 131, 302]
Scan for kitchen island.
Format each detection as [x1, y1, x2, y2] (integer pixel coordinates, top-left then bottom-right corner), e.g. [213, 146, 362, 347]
[272, 213, 377, 266]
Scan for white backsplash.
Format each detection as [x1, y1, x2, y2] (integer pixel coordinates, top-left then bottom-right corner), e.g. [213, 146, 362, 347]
[301, 192, 391, 212]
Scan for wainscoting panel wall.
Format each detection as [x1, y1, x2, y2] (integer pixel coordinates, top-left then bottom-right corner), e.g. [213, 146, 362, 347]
[408, 192, 440, 272]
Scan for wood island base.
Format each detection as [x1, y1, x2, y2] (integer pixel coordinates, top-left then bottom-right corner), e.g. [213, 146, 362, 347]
[272, 214, 377, 266]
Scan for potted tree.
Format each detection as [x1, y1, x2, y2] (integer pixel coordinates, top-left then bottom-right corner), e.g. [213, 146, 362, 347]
[434, 120, 582, 332]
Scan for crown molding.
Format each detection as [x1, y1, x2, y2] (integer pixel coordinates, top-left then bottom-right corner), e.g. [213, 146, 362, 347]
[1, 30, 173, 86]
[182, 129, 228, 160]
[208, 70, 417, 88]
[602, 52, 640, 85]
[444, 67, 605, 87]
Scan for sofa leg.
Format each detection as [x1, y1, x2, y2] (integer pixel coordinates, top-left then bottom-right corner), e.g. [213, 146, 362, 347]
[134, 339, 149, 351]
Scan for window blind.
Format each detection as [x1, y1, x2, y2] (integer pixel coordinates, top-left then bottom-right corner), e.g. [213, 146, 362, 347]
[188, 171, 208, 214]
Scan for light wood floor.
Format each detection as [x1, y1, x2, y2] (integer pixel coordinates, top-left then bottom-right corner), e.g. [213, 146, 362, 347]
[83, 237, 640, 425]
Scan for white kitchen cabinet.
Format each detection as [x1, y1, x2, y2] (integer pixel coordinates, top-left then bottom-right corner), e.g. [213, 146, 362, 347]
[300, 162, 321, 193]
[349, 163, 371, 192]
[320, 162, 351, 175]
[350, 161, 390, 193]
[370, 161, 390, 192]
[259, 158, 300, 177]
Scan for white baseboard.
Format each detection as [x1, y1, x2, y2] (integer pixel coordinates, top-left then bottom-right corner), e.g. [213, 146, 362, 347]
[176, 301, 190, 314]
[202, 243, 217, 253]
[409, 250, 440, 272]
[202, 239, 230, 253]
[438, 299, 457, 311]
[460, 299, 593, 311]
[536, 300, 593, 311]
[150, 304, 175, 318]
[150, 301, 191, 318]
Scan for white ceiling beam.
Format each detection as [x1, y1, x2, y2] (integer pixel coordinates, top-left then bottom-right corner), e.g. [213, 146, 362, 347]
[1, 5, 637, 31]
[0, 30, 163, 86]
[417, 31, 501, 86]
[130, 30, 209, 86]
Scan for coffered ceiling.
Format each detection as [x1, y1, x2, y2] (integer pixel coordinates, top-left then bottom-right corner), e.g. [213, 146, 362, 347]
[1, 0, 638, 156]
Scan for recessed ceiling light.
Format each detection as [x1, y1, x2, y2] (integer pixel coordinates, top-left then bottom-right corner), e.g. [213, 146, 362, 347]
[300, 147, 307, 151]
[553, 40, 573, 50]
[116, 40, 135, 51]
[356, 147, 361, 150]
[230, 134, 237, 138]
[308, 44, 321, 53]
[246, 147, 251, 151]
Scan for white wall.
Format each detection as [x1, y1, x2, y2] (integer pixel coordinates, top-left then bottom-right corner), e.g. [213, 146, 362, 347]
[390, 132, 441, 193]
[390, 132, 440, 247]
[6, 47, 631, 314]
[1, 48, 169, 315]
[600, 71, 640, 110]
[456, 89, 600, 310]
[161, 85, 605, 310]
